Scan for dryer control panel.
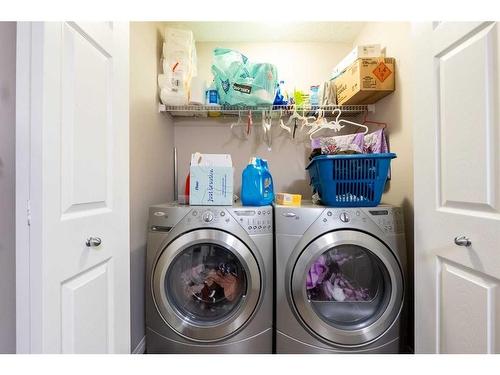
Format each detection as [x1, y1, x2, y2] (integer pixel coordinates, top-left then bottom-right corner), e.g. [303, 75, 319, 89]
[318, 207, 404, 234]
[230, 208, 273, 235]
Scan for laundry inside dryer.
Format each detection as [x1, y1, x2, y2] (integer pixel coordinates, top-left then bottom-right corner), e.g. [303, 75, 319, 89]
[306, 244, 391, 330]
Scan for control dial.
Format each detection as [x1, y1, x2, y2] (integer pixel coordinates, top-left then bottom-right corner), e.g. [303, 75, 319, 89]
[339, 212, 350, 223]
[202, 211, 215, 223]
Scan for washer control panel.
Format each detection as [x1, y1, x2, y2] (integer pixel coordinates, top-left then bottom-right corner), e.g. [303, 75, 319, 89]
[231, 208, 273, 235]
[186, 208, 232, 226]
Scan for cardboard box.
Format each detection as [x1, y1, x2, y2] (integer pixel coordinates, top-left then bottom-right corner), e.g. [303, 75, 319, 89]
[331, 44, 382, 79]
[189, 153, 234, 205]
[333, 57, 395, 105]
[275, 193, 302, 207]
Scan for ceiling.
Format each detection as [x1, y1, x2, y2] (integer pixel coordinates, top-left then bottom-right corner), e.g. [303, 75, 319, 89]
[163, 22, 366, 43]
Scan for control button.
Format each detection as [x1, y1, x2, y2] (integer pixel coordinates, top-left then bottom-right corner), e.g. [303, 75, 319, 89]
[327, 211, 332, 216]
[192, 211, 198, 216]
[258, 211, 261, 215]
[153, 211, 166, 217]
[268, 225, 272, 229]
[356, 211, 361, 216]
[253, 226, 257, 229]
[248, 226, 252, 230]
[202, 211, 214, 223]
[220, 211, 225, 217]
[323, 218, 327, 222]
[258, 225, 262, 229]
[339, 212, 350, 223]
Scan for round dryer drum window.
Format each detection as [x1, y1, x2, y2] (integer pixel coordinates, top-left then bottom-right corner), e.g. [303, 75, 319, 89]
[306, 244, 391, 331]
[291, 230, 403, 346]
[166, 243, 248, 324]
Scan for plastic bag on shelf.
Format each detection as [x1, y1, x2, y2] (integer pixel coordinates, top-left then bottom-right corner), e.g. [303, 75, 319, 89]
[211, 48, 278, 106]
[159, 28, 197, 106]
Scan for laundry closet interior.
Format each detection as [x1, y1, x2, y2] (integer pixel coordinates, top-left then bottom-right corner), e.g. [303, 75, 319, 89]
[129, 21, 414, 354]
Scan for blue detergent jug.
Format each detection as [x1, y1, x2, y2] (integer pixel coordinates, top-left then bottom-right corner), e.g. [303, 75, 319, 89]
[241, 157, 275, 206]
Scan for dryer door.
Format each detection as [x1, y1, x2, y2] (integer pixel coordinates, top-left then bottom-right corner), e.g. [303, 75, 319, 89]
[291, 230, 403, 346]
[152, 229, 261, 342]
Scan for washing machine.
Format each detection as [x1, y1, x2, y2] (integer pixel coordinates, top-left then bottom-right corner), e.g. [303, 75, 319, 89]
[146, 202, 273, 353]
[275, 203, 406, 353]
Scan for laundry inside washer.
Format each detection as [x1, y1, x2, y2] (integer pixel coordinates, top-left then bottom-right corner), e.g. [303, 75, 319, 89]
[168, 245, 247, 321]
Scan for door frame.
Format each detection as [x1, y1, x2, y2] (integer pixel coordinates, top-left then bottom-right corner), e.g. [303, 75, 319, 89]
[15, 21, 44, 354]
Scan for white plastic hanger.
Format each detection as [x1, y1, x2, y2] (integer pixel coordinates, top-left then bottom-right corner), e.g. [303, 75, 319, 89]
[246, 110, 253, 136]
[305, 108, 327, 134]
[285, 106, 304, 128]
[230, 110, 243, 129]
[262, 110, 272, 150]
[285, 106, 304, 139]
[307, 108, 342, 140]
[278, 108, 292, 135]
[298, 107, 317, 131]
[332, 108, 369, 135]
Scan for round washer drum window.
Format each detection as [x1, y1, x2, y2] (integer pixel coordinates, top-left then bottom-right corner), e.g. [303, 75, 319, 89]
[165, 243, 248, 325]
[306, 244, 391, 331]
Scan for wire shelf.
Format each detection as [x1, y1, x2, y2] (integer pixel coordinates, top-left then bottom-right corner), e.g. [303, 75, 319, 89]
[159, 104, 374, 117]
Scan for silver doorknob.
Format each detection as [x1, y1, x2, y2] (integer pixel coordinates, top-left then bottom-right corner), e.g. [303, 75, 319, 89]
[86, 237, 102, 247]
[454, 236, 471, 247]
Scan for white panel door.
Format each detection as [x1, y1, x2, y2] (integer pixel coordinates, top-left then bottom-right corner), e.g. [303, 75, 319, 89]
[414, 22, 500, 353]
[16, 22, 130, 353]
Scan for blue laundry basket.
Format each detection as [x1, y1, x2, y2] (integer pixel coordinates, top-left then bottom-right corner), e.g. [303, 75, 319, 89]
[306, 153, 396, 207]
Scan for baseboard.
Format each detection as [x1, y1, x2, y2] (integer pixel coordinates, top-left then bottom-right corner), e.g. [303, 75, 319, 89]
[132, 336, 146, 354]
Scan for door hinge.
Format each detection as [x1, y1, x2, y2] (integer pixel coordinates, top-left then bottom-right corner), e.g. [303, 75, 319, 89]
[27, 200, 31, 226]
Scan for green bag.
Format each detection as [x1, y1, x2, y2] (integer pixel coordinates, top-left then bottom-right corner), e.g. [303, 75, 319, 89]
[211, 48, 278, 106]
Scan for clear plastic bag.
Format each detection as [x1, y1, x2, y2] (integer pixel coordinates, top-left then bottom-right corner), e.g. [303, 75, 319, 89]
[211, 48, 278, 106]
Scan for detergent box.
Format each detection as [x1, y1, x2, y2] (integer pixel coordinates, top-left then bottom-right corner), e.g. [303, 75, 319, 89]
[189, 153, 234, 205]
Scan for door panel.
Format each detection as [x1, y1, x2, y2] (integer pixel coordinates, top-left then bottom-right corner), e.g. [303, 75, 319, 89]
[415, 21, 500, 353]
[438, 260, 500, 353]
[61, 22, 113, 216]
[437, 23, 499, 214]
[61, 261, 112, 353]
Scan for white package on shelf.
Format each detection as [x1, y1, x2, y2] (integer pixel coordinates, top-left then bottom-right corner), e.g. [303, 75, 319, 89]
[189, 77, 206, 105]
[159, 27, 198, 106]
[331, 44, 383, 80]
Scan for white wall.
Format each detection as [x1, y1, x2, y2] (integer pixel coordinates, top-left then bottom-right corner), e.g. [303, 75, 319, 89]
[129, 22, 175, 352]
[175, 41, 353, 196]
[0, 21, 16, 353]
[353, 22, 414, 351]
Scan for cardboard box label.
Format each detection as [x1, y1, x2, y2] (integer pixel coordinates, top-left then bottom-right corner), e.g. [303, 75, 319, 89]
[372, 61, 392, 82]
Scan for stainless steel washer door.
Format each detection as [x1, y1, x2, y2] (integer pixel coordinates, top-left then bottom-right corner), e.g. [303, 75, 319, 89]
[152, 229, 261, 342]
[291, 230, 403, 346]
